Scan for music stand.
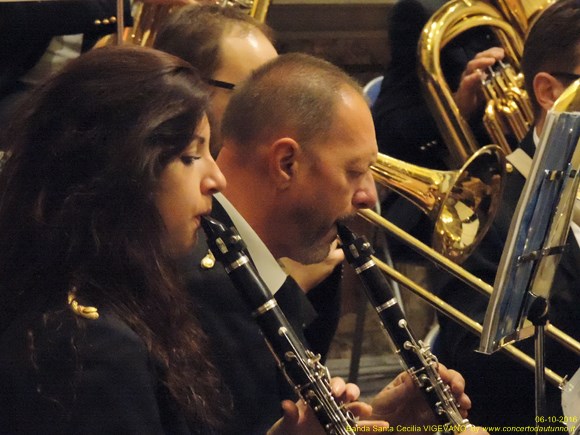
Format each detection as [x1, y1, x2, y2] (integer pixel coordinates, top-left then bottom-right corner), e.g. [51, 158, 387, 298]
[479, 80, 580, 426]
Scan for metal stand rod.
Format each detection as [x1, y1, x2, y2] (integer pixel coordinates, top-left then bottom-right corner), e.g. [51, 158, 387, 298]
[116, 0, 125, 45]
[534, 323, 547, 429]
[529, 297, 549, 434]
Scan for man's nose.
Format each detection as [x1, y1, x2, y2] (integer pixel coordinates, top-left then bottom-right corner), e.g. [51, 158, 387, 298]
[352, 173, 378, 209]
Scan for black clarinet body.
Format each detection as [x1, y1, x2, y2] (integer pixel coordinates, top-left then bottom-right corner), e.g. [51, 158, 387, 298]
[337, 223, 471, 431]
[201, 216, 357, 435]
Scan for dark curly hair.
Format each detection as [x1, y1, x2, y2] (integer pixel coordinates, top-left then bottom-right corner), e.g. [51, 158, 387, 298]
[0, 46, 227, 430]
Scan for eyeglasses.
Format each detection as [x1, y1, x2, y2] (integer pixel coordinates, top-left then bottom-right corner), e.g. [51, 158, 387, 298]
[205, 78, 236, 91]
[549, 71, 580, 83]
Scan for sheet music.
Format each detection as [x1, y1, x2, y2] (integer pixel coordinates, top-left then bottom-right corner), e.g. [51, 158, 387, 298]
[480, 109, 580, 354]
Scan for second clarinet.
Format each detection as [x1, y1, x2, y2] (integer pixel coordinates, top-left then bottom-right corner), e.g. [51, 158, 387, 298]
[337, 223, 471, 431]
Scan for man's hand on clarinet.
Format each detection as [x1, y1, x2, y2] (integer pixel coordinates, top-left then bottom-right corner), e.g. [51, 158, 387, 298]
[369, 364, 471, 434]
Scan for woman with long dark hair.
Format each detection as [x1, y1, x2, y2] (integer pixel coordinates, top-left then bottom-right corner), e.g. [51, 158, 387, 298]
[0, 46, 228, 434]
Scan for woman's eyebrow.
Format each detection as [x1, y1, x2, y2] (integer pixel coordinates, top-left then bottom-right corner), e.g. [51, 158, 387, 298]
[191, 134, 205, 145]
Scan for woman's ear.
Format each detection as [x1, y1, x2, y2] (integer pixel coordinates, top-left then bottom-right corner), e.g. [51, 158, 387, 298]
[533, 72, 566, 113]
[268, 138, 301, 189]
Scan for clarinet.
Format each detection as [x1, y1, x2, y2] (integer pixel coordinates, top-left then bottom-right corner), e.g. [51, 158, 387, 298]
[201, 216, 357, 435]
[337, 223, 472, 431]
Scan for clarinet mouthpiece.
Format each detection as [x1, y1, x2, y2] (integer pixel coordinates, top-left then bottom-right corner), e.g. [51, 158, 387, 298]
[336, 222, 357, 245]
[200, 215, 247, 263]
[200, 215, 228, 239]
[337, 222, 374, 265]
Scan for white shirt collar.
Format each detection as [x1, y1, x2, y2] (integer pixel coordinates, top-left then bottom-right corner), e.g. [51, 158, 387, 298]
[214, 193, 287, 295]
[533, 127, 540, 148]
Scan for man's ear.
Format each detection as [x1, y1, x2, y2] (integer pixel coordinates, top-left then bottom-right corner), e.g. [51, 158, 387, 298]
[534, 72, 566, 113]
[268, 137, 300, 188]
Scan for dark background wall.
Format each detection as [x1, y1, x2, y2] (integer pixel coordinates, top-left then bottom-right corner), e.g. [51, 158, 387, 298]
[266, 0, 394, 84]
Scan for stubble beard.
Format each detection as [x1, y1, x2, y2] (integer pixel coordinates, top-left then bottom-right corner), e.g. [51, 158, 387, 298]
[295, 239, 333, 265]
[293, 215, 356, 265]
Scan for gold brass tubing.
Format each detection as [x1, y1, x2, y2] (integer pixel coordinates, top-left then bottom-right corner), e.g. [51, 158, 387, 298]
[357, 208, 580, 356]
[492, 0, 555, 37]
[251, 0, 270, 23]
[370, 255, 564, 387]
[443, 14, 522, 57]
[116, 0, 124, 45]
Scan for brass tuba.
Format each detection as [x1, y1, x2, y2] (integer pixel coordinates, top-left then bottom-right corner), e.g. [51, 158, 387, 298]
[418, 0, 553, 166]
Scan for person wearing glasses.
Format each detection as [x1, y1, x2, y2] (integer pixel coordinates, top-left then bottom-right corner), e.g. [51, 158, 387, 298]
[434, 0, 580, 431]
[153, 4, 277, 158]
[154, 4, 343, 297]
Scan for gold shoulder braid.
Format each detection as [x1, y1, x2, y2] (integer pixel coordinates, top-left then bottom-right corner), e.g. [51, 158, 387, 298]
[67, 286, 99, 320]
